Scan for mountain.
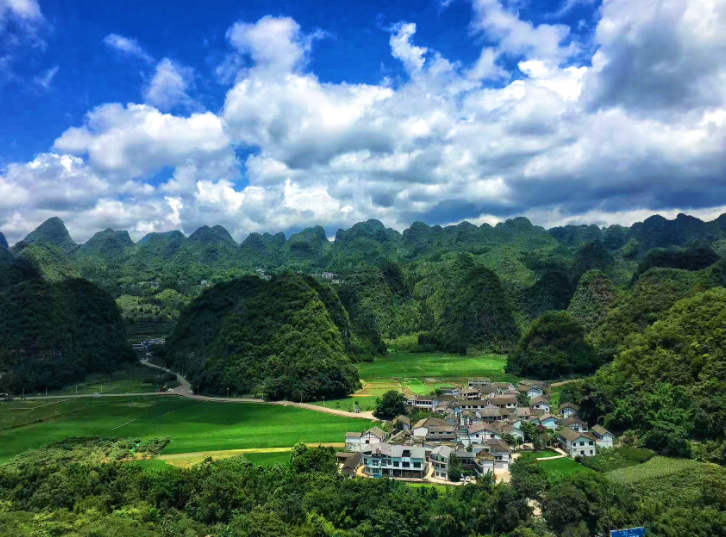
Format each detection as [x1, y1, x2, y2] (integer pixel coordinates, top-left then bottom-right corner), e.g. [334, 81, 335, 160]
[239, 231, 286, 268]
[77, 228, 136, 262]
[165, 274, 362, 400]
[284, 225, 330, 266]
[11, 216, 76, 254]
[0, 232, 7, 249]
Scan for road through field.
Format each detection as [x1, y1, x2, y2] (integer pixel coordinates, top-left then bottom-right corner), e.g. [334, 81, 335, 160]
[22, 361, 379, 421]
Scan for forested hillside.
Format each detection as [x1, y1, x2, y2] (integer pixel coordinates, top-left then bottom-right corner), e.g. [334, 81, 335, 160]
[3, 211, 726, 362]
[0, 249, 133, 393]
[164, 274, 363, 400]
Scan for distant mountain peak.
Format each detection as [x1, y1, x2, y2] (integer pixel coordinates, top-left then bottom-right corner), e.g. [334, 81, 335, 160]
[188, 225, 236, 245]
[0, 232, 7, 249]
[20, 217, 76, 251]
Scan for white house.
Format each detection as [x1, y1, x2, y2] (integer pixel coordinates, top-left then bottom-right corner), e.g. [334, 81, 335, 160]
[559, 403, 580, 419]
[468, 378, 492, 389]
[480, 439, 511, 469]
[560, 417, 588, 433]
[538, 414, 560, 431]
[406, 395, 439, 409]
[591, 425, 616, 449]
[558, 427, 597, 458]
[468, 422, 502, 443]
[430, 445, 454, 479]
[530, 396, 552, 413]
[346, 427, 386, 451]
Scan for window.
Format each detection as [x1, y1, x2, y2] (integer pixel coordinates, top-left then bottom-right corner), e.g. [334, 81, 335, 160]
[413, 462, 421, 468]
[403, 462, 411, 468]
[393, 461, 400, 467]
[589, 451, 593, 455]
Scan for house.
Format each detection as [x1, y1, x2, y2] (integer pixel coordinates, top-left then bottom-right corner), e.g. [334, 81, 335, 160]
[430, 445, 454, 479]
[560, 417, 588, 433]
[345, 432, 363, 451]
[426, 424, 457, 442]
[489, 394, 518, 409]
[468, 422, 502, 443]
[495, 422, 525, 443]
[480, 439, 511, 469]
[468, 378, 492, 389]
[591, 425, 616, 449]
[392, 415, 411, 431]
[538, 414, 560, 431]
[559, 403, 580, 419]
[413, 417, 451, 438]
[337, 452, 361, 478]
[406, 395, 439, 409]
[492, 382, 516, 393]
[346, 427, 386, 451]
[530, 396, 552, 413]
[460, 388, 481, 400]
[362, 443, 428, 478]
[517, 381, 547, 399]
[559, 427, 597, 458]
[480, 405, 505, 422]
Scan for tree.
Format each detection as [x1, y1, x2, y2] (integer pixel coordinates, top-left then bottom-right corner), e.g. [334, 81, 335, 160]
[506, 311, 598, 379]
[375, 390, 408, 419]
[448, 454, 463, 482]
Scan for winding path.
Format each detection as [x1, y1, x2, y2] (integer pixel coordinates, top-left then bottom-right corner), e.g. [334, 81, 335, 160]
[24, 361, 378, 421]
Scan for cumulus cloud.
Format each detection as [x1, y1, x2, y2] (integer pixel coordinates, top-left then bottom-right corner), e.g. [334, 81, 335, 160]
[103, 33, 154, 64]
[3, 4, 726, 245]
[53, 103, 237, 180]
[143, 58, 196, 111]
[583, 0, 726, 115]
[389, 22, 428, 74]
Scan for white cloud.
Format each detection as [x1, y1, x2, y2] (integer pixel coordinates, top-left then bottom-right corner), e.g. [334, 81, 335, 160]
[0, 0, 42, 26]
[103, 33, 154, 64]
[389, 22, 428, 74]
[3, 4, 726, 245]
[143, 58, 196, 111]
[471, 0, 576, 63]
[53, 103, 237, 180]
[468, 47, 509, 81]
[0, 0, 47, 83]
[33, 64, 58, 90]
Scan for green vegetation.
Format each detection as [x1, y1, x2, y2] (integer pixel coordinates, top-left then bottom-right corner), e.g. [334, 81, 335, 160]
[374, 390, 407, 419]
[242, 451, 291, 466]
[579, 288, 726, 460]
[537, 457, 592, 477]
[34, 362, 171, 396]
[506, 311, 598, 379]
[0, 252, 134, 395]
[579, 447, 656, 472]
[0, 398, 372, 463]
[358, 350, 511, 382]
[165, 274, 367, 401]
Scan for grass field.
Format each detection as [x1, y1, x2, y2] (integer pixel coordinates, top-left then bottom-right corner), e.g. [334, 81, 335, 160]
[536, 457, 592, 477]
[25, 363, 165, 398]
[407, 483, 450, 492]
[358, 351, 512, 382]
[0, 397, 372, 464]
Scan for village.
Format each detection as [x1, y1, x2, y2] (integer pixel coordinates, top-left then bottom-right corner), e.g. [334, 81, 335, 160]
[337, 379, 615, 485]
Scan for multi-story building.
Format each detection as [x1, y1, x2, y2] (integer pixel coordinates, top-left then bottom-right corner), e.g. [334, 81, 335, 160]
[362, 443, 428, 478]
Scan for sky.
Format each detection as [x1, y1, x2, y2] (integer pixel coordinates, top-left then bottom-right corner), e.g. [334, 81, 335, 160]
[1, 0, 726, 245]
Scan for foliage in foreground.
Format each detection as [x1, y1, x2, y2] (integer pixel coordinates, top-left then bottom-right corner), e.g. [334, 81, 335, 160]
[2, 438, 726, 537]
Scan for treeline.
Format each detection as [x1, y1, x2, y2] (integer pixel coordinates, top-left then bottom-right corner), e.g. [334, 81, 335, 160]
[1, 438, 725, 536]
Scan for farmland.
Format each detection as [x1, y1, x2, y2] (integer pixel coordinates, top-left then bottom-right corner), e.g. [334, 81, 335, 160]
[0, 397, 372, 464]
[312, 350, 513, 411]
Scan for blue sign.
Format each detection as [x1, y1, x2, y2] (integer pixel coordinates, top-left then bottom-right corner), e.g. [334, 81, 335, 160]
[611, 528, 645, 537]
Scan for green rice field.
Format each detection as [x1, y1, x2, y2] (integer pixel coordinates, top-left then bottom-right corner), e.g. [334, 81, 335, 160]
[358, 351, 512, 382]
[0, 397, 372, 464]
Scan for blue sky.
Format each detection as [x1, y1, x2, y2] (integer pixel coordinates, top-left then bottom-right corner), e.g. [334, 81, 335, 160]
[1, 0, 726, 244]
